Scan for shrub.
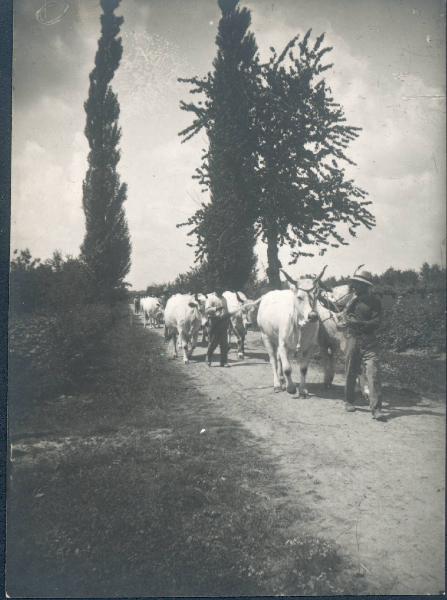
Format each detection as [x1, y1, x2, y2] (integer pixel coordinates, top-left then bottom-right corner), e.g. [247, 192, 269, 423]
[378, 289, 446, 352]
[9, 303, 115, 402]
[10, 250, 91, 314]
[9, 249, 128, 410]
[48, 303, 115, 387]
[9, 313, 59, 400]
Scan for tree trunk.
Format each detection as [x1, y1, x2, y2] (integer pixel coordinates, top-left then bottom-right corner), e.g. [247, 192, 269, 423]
[266, 233, 282, 289]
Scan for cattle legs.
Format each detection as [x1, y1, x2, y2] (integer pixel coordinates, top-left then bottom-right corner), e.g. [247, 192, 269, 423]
[201, 322, 209, 345]
[320, 343, 336, 388]
[262, 335, 297, 394]
[232, 323, 246, 359]
[179, 332, 191, 364]
[261, 333, 282, 392]
[278, 342, 297, 394]
[178, 331, 199, 364]
[236, 329, 245, 359]
[190, 330, 199, 360]
[164, 326, 178, 359]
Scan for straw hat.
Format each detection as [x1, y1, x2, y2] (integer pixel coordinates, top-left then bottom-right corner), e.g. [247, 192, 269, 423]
[350, 270, 374, 286]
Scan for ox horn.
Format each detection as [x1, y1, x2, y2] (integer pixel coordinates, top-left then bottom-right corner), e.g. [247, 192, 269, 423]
[280, 269, 297, 286]
[315, 264, 328, 282]
[353, 264, 365, 276]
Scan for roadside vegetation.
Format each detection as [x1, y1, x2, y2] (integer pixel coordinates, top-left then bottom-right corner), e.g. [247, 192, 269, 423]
[141, 262, 446, 355]
[8, 311, 365, 597]
[9, 249, 119, 403]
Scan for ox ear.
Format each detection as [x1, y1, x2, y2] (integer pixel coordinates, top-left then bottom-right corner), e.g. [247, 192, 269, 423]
[188, 301, 198, 308]
[235, 291, 244, 303]
[280, 269, 297, 288]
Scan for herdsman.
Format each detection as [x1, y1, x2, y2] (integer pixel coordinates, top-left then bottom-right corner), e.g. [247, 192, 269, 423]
[342, 270, 385, 421]
[133, 295, 141, 314]
[205, 287, 230, 367]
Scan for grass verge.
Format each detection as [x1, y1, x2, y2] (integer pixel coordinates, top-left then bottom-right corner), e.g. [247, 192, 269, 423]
[7, 308, 366, 597]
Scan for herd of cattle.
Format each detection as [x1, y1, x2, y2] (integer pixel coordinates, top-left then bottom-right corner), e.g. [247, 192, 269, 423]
[134, 267, 357, 397]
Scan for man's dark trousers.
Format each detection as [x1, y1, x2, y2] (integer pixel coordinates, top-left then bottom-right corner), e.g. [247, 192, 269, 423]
[207, 317, 229, 366]
[345, 334, 381, 411]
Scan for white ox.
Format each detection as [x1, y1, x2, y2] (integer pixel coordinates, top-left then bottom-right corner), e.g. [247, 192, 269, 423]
[283, 276, 368, 394]
[314, 284, 357, 388]
[164, 294, 202, 363]
[257, 267, 327, 395]
[140, 296, 163, 328]
[223, 291, 258, 358]
[195, 293, 209, 343]
[313, 264, 368, 387]
[278, 270, 359, 394]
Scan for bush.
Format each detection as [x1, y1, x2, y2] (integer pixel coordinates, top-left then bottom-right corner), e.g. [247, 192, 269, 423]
[49, 304, 115, 387]
[10, 250, 91, 314]
[9, 249, 126, 404]
[378, 289, 446, 352]
[9, 303, 116, 402]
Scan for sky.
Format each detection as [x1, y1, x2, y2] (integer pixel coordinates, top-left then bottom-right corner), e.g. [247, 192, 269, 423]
[11, 0, 446, 288]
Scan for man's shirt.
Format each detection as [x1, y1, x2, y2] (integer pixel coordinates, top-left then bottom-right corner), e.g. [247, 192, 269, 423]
[205, 294, 229, 316]
[346, 293, 382, 336]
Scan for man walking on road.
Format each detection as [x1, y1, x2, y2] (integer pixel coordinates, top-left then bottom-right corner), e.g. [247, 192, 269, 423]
[134, 295, 141, 314]
[341, 270, 385, 421]
[205, 287, 230, 367]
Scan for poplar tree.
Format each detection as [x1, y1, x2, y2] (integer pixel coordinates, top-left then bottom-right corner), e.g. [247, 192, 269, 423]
[178, 0, 259, 290]
[81, 0, 131, 300]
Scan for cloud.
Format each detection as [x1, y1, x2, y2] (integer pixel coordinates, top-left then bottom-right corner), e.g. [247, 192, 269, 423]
[11, 137, 86, 258]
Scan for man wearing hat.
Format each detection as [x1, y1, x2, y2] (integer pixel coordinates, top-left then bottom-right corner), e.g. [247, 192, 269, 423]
[342, 269, 385, 421]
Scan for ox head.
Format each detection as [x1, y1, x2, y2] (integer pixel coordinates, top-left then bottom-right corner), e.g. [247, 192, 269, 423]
[194, 292, 207, 306]
[235, 291, 259, 330]
[194, 291, 207, 307]
[193, 293, 208, 325]
[280, 266, 328, 326]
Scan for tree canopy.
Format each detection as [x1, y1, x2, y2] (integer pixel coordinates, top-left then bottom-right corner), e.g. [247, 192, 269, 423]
[252, 31, 375, 286]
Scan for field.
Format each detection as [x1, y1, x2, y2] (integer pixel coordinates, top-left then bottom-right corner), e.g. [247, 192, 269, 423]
[6, 305, 445, 596]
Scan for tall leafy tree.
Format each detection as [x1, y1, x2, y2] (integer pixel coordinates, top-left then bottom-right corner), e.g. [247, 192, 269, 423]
[253, 31, 375, 287]
[178, 0, 259, 290]
[81, 0, 131, 301]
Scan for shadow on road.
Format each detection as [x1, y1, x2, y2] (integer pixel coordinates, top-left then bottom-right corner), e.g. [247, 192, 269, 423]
[297, 382, 444, 422]
[190, 335, 444, 423]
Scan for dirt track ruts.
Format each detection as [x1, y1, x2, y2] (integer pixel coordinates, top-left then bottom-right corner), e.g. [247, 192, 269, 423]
[149, 320, 445, 595]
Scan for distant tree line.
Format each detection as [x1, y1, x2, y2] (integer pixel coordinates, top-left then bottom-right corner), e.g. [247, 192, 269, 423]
[10, 249, 89, 314]
[323, 263, 446, 295]
[132, 262, 445, 301]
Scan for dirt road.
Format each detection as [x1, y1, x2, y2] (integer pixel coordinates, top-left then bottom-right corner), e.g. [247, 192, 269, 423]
[152, 324, 445, 595]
